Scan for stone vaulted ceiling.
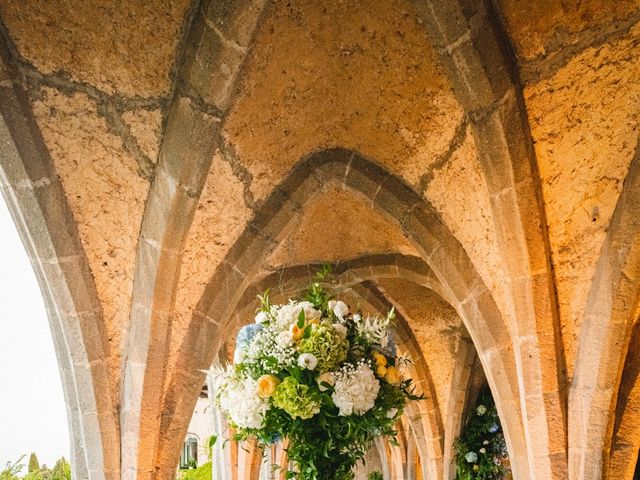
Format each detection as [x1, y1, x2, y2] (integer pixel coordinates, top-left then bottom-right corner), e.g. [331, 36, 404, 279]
[0, 0, 639, 479]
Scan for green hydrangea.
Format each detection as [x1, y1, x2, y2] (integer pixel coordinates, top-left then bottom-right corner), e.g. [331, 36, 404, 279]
[298, 322, 348, 372]
[272, 377, 321, 419]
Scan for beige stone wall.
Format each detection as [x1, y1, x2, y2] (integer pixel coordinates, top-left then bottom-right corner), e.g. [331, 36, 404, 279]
[2, 0, 640, 479]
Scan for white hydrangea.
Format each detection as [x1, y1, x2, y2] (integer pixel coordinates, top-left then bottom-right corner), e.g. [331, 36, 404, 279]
[274, 300, 321, 330]
[210, 365, 268, 429]
[332, 362, 380, 416]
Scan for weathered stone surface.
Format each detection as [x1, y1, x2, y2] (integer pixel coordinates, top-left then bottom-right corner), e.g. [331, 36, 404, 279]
[121, 109, 162, 163]
[170, 155, 251, 369]
[223, 0, 464, 201]
[425, 129, 510, 323]
[0, 0, 192, 97]
[378, 278, 464, 421]
[30, 86, 149, 395]
[526, 23, 640, 377]
[267, 185, 418, 268]
[497, 0, 640, 62]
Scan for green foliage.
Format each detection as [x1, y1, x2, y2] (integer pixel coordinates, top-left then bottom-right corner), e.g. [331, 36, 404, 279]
[454, 387, 509, 480]
[179, 462, 211, 480]
[49, 458, 71, 480]
[0, 456, 69, 480]
[304, 263, 333, 313]
[27, 455, 39, 474]
[1, 456, 25, 480]
[367, 472, 383, 480]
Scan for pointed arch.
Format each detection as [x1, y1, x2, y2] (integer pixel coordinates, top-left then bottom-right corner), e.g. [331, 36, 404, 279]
[119, 1, 269, 478]
[155, 149, 532, 478]
[0, 38, 119, 480]
[570, 147, 640, 479]
[608, 320, 640, 480]
[413, 1, 567, 476]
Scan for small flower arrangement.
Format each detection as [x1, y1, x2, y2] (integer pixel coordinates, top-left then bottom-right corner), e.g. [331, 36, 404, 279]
[212, 269, 421, 480]
[454, 386, 509, 479]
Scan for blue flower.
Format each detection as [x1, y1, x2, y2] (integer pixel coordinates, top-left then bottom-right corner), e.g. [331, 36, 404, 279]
[234, 323, 263, 359]
[489, 423, 499, 433]
[383, 331, 397, 358]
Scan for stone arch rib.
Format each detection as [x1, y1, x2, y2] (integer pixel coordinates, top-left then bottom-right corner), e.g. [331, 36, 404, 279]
[157, 149, 532, 478]
[119, 1, 269, 479]
[0, 39, 119, 480]
[608, 320, 640, 480]
[570, 146, 640, 479]
[413, 1, 567, 476]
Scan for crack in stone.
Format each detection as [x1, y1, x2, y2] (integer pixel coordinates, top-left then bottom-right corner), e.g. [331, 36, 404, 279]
[0, 18, 161, 182]
[418, 117, 469, 193]
[520, 12, 640, 84]
[216, 134, 256, 211]
[176, 80, 225, 119]
[468, 88, 514, 123]
[96, 102, 156, 181]
[162, 0, 208, 140]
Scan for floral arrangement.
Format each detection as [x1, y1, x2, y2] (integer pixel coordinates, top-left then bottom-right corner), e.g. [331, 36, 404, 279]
[211, 270, 421, 480]
[454, 386, 509, 479]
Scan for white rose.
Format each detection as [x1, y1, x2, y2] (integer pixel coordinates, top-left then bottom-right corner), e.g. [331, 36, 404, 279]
[386, 408, 398, 419]
[483, 440, 489, 445]
[329, 300, 349, 319]
[255, 311, 269, 324]
[332, 323, 347, 340]
[317, 372, 335, 391]
[476, 405, 487, 416]
[479, 448, 486, 454]
[298, 353, 318, 370]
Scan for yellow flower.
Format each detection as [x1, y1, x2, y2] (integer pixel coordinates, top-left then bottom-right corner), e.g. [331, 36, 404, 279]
[257, 375, 281, 398]
[290, 323, 305, 341]
[372, 352, 387, 367]
[308, 317, 321, 325]
[385, 366, 401, 385]
[376, 365, 388, 377]
[473, 465, 479, 472]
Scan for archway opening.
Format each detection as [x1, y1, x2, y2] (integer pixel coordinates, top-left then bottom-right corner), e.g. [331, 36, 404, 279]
[0, 194, 70, 469]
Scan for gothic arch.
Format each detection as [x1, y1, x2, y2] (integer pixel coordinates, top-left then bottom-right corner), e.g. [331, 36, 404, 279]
[157, 149, 533, 478]
[120, 1, 269, 478]
[412, 0, 567, 477]
[0, 39, 119, 480]
[608, 319, 640, 479]
[570, 147, 640, 479]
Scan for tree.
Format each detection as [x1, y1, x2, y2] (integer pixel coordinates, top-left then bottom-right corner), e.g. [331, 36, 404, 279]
[50, 458, 70, 480]
[27, 455, 39, 474]
[0, 456, 25, 480]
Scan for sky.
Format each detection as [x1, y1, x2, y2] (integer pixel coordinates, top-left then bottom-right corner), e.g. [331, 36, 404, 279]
[0, 195, 70, 468]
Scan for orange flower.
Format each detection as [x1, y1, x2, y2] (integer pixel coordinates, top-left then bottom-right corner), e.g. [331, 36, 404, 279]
[376, 365, 388, 377]
[257, 375, 281, 398]
[384, 366, 401, 385]
[290, 323, 305, 341]
[372, 352, 387, 367]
